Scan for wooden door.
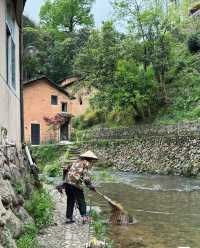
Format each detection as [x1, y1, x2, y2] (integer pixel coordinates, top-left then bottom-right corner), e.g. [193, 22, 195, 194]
[31, 124, 40, 145]
[60, 123, 68, 141]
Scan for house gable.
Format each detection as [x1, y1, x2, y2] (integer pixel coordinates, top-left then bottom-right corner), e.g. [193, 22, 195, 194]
[60, 76, 81, 89]
[24, 76, 71, 98]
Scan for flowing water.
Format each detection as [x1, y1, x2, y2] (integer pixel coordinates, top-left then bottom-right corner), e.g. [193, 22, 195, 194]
[89, 170, 200, 248]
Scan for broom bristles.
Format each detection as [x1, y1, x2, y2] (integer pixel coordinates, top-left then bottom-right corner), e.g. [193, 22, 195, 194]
[108, 200, 129, 225]
[103, 195, 125, 212]
[109, 208, 129, 225]
[96, 190, 129, 225]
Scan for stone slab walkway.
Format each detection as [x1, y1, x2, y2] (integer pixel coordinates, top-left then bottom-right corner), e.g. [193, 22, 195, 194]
[38, 186, 91, 248]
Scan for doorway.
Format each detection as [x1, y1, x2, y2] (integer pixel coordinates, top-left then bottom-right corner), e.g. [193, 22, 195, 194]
[31, 124, 40, 145]
[60, 123, 69, 141]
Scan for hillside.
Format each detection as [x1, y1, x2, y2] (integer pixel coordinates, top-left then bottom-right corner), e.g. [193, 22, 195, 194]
[154, 54, 200, 125]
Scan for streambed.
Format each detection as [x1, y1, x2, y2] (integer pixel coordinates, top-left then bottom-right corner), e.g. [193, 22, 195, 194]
[89, 170, 200, 248]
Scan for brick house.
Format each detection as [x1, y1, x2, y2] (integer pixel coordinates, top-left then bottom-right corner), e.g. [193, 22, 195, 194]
[0, 0, 26, 147]
[60, 76, 95, 117]
[23, 76, 73, 145]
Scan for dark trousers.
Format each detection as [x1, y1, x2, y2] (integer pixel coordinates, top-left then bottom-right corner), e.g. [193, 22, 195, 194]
[65, 183, 86, 219]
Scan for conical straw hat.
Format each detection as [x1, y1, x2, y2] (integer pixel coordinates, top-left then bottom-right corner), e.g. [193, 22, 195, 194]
[80, 150, 98, 160]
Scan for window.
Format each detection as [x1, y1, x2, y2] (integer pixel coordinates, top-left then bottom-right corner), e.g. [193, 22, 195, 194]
[6, 0, 16, 89]
[51, 95, 58, 105]
[61, 102, 68, 112]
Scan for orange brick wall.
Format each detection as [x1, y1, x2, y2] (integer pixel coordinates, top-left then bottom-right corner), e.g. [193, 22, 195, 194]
[70, 91, 91, 116]
[23, 79, 72, 144]
[66, 87, 93, 117]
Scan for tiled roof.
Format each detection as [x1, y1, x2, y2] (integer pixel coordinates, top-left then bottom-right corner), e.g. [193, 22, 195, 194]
[23, 76, 73, 98]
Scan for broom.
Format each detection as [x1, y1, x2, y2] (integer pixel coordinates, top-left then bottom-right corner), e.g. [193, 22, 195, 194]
[95, 190, 129, 225]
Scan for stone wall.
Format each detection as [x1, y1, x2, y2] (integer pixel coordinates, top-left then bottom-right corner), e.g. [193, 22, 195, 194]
[79, 124, 200, 176]
[77, 121, 200, 141]
[0, 145, 36, 247]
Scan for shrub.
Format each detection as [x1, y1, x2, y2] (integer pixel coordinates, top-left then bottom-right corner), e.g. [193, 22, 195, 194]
[188, 32, 200, 53]
[82, 110, 100, 128]
[16, 223, 39, 248]
[72, 109, 105, 130]
[16, 234, 39, 248]
[72, 116, 82, 129]
[31, 145, 65, 170]
[23, 223, 38, 236]
[14, 182, 25, 195]
[43, 161, 61, 177]
[59, 150, 70, 166]
[107, 107, 135, 127]
[25, 189, 54, 228]
[191, 105, 200, 118]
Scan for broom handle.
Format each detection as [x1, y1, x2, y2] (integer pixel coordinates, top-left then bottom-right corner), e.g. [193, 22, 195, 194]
[95, 190, 110, 202]
[95, 190, 126, 214]
[95, 190, 105, 198]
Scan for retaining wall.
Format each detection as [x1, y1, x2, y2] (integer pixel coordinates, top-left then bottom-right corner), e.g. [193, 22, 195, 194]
[0, 146, 35, 247]
[79, 122, 200, 176]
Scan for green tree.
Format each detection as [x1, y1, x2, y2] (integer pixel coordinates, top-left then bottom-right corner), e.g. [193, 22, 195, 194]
[114, 59, 158, 120]
[23, 14, 91, 82]
[23, 16, 43, 80]
[75, 21, 121, 90]
[40, 0, 95, 32]
[75, 21, 159, 123]
[112, 0, 188, 103]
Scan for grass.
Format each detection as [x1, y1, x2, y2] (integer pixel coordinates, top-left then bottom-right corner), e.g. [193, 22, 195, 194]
[89, 209, 114, 248]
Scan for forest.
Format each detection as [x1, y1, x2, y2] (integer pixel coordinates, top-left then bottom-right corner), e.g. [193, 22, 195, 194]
[23, 0, 200, 128]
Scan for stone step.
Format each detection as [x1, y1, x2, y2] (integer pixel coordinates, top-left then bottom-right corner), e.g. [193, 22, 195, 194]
[69, 150, 81, 154]
[69, 152, 80, 155]
[68, 146, 80, 150]
[69, 153, 80, 156]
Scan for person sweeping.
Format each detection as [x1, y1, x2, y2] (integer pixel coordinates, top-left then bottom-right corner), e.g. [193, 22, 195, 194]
[62, 150, 98, 224]
[57, 150, 130, 225]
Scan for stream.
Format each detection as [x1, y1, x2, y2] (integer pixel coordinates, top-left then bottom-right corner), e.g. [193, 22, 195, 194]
[88, 170, 200, 248]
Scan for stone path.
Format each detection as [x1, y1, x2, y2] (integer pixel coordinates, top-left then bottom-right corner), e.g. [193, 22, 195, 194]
[38, 186, 91, 248]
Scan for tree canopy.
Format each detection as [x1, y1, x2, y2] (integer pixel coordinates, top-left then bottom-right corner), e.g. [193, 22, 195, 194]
[23, 0, 93, 82]
[23, 0, 200, 127]
[40, 0, 95, 32]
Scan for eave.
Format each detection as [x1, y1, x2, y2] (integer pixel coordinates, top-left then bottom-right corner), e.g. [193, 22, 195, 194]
[13, 0, 27, 27]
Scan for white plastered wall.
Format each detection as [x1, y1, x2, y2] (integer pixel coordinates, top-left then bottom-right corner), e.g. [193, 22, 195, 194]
[0, 0, 21, 146]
